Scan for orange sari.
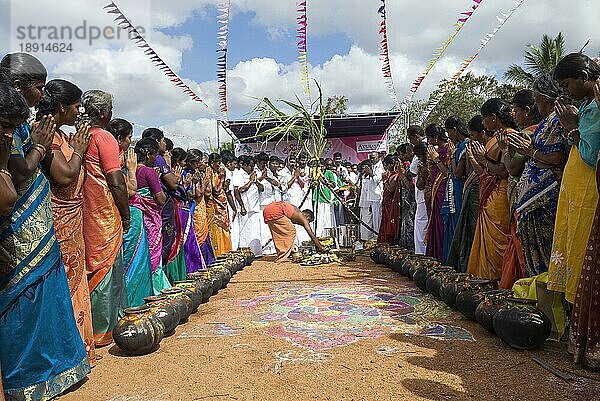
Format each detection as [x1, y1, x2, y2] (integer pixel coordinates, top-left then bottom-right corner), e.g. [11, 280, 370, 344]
[207, 168, 232, 256]
[50, 131, 96, 365]
[467, 136, 511, 280]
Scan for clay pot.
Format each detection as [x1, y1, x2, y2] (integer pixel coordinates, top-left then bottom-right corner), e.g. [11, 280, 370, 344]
[239, 248, 255, 265]
[401, 258, 415, 277]
[413, 266, 429, 292]
[161, 287, 193, 324]
[493, 298, 551, 350]
[186, 273, 214, 302]
[456, 280, 495, 321]
[425, 267, 454, 298]
[174, 280, 203, 312]
[370, 248, 382, 264]
[474, 290, 513, 333]
[439, 273, 472, 309]
[113, 305, 164, 356]
[211, 265, 232, 287]
[144, 294, 180, 336]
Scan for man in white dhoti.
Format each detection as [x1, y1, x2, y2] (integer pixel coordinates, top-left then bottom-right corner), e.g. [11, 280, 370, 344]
[232, 155, 264, 257]
[256, 153, 281, 255]
[359, 152, 383, 241]
[410, 141, 429, 255]
[223, 153, 239, 250]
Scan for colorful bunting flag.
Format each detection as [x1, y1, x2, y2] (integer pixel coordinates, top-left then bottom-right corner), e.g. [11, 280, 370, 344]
[103, 2, 209, 107]
[405, 0, 484, 101]
[217, 0, 231, 115]
[420, 0, 528, 122]
[297, 1, 310, 100]
[378, 0, 400, 109]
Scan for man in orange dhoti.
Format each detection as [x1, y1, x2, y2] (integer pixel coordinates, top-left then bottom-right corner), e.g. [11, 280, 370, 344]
[262, 201, 325, 261]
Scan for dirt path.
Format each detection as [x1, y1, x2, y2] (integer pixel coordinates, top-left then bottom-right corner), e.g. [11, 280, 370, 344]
[58, 257, 600, 401]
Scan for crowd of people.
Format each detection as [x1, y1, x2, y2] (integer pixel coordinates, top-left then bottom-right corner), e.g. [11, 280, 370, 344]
[0, 50, 599, 400]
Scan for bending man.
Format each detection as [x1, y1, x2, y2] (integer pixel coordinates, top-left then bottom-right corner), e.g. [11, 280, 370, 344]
[263, 201, 325, 261]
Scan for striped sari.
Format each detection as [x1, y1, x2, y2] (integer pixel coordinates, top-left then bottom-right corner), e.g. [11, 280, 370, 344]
[122, 206, 153, 307]
[1, 123, 89, 400]
[425, 144, 450, 261]
[164, 197, 187, 283]
[207, 168, 232, 257]
[194, 189, 216, 265]
[182, 202, 207, 273]
[442, 140, 466, 262]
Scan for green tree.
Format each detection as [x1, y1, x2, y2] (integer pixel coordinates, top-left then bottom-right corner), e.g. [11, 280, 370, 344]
[504, 33, 565, 87]
[388, 100, 426, 145]
[424, 73, 523, 126]
[323, 95, 348, 115]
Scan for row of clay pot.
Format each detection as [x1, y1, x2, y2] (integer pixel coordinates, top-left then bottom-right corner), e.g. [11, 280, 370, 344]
[112, 248, 256, 356]
[370, 245, 551, 350]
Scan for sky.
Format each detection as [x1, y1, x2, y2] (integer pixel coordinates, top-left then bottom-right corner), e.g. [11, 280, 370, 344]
[0, 0, 598, 149]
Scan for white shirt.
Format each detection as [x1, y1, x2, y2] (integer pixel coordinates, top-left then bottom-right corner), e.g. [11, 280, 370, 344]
[335, 165, 349, 182]
[409, 155, 425, 204]
[348, 171, 358, 185]
[257, 168, 279, 206]
[285, 166, 309, 206]
[359, 160, 383, 206]
[232, 169, 261, 213]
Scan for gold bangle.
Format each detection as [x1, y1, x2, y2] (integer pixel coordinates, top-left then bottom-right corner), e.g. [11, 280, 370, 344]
[33, 143, 47, 153]
[72, 151, 83, 161]
[532, 149, 539, 159]
[31, 146, 45, 158]
[0, 169, 12, 179]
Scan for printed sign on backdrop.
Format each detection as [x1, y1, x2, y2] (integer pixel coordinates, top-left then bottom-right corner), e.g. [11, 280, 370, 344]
[235, 134, 388, 164]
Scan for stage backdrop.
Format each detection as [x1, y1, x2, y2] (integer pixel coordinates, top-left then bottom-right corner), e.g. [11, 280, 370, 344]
[235, 134, 388, 164]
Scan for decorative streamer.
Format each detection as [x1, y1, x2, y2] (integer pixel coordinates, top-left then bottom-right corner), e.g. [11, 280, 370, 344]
[217, 0, 231, 115]
[103, 2, 209, 108]
[405, 0, 484, 101]
[378, 0, 400, 109]
[420, 0, 528, 122]
[297, 1, 310, 100]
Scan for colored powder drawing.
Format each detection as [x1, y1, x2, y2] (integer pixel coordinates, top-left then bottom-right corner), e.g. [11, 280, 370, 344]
[178, 323, 242, 339]
[236, 276, 473, 350]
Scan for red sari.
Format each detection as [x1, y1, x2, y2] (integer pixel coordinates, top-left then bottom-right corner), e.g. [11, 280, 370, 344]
[377, 172, 401, 244]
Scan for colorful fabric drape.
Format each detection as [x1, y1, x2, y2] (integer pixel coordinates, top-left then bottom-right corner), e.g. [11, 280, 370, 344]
[104, 1, 208, 107]
[425, 144, 450, 261]
[297, 1, 310, 99]
[217, 0, 230, 114]
[378, 0, 400, 109]
[50, 130, 96, 366]
[406, 0, 483, 101]
[421, 0, 527, 122]
[442, 140, 467, 262]
[165, 198, 187, 283]
[182, 202, 207, 273]
[1, 123, 90, 399]
[122, 206, 153, 307]
[194, 194, 216, 265]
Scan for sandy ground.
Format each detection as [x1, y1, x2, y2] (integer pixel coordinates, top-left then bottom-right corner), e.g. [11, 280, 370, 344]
[57, 257, 600, 401]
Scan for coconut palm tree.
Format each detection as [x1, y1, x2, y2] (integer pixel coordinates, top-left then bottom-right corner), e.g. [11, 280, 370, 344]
[504, 33, 565, 86]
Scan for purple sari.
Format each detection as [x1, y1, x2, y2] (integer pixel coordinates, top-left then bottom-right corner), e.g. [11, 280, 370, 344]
[180, 203, 207, 273]
[425, 144, 450, 261]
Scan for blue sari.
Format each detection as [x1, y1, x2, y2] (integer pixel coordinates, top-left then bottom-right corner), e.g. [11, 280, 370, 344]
[442, 139, 467, 263]
[0, 123, 89, 400]
[122, 206, 153, 307]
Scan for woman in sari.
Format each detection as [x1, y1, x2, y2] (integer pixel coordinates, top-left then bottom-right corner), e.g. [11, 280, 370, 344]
[425, 124, 451, 262]
[131, 138, 171, 294]
[569, 138, 600, 369]
[377, 155, 401, 244]
[447, 116, 486, 272]
[508, 75, 566, 277]
[498, 90, 542, 289]
[37, 79, 96, 365]
[207, 153, 232, 256]
[0, 54, 89, 400]
[467, 99, 514, 281]
[189, 150, 216, 265]
[107, 118, 153, 307]
[396, 144, 415, 251]
[80, 90, 130, 346]
[548, 53, 600, 304]
[442, 116, 469, 262]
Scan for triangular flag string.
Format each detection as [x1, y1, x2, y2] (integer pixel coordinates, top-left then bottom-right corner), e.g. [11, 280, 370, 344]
[216, 0, 231, 116]
[404, 0, 484, 102]
[297, 1, 311, 101]
[378, 0, 400, 110]
[103, 2, 209, 108]
[419, 0, 528, 123]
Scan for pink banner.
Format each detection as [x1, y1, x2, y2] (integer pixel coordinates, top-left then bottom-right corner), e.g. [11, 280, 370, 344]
[236, 134, 388, 164]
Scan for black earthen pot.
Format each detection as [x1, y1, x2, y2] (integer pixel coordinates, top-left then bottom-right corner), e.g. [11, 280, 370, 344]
[186, 273, 214, 302]
[456, 280, 495, 321]
[174, 280, 203, 312]
[413, 267, 429, 292]
[390, 257, 405, 273]
[474, 290, 513, 333]
[161, 287, 193, 324]
[425, 267, 454, 298]
[401, 258, 415, 277]
[144, 295, 179, 337]
[439, 273, 472, 310]
[493, 298, 551, 350]
[113, 305, 164, 356]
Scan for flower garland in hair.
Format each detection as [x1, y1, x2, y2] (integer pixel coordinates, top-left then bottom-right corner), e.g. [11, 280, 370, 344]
[405, 0, 484, 102]
[378, 0, 400, 110]
[420, 0, 528, 123]
[297, 1, 310, 100]
[103, 1, 209, 108]
[216, 0, 230, 115]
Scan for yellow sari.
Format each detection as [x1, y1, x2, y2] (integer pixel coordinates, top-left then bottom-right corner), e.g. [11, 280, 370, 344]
[207, 168, 232, 256]
[547, 147, 599, 303]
